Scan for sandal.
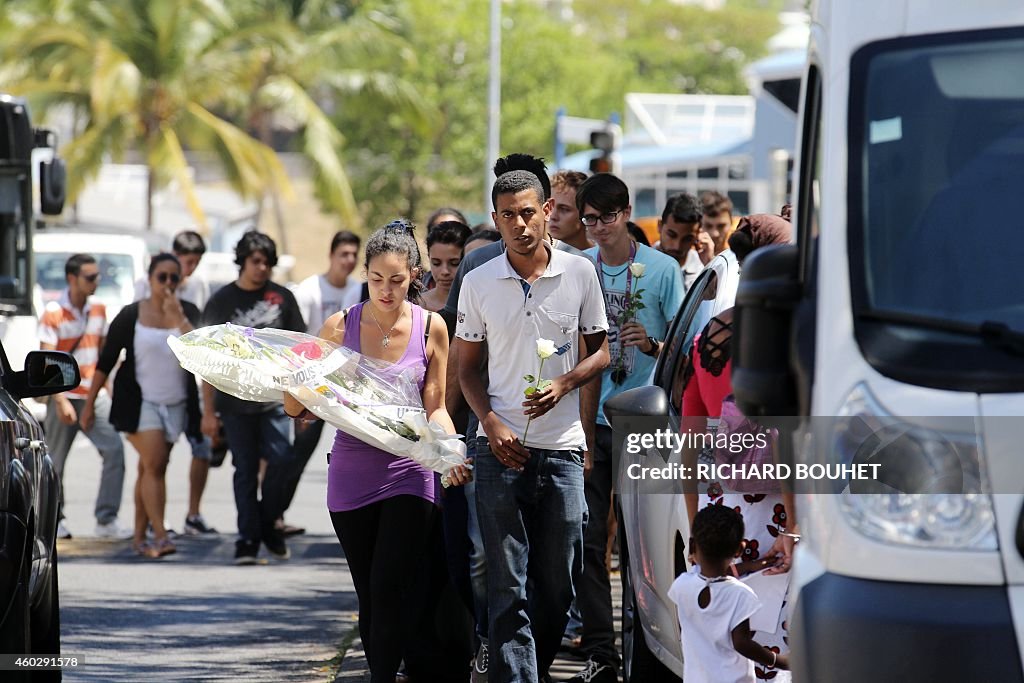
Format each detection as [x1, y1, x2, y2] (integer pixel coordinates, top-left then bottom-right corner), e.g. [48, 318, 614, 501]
[154, 537, 177, 557]
[133, 541, 161, 559]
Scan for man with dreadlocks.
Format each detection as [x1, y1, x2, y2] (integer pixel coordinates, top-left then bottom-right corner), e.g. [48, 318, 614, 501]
[456, 154, 610, 682]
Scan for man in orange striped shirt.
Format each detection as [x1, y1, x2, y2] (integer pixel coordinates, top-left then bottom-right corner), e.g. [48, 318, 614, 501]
[39, 253, 129, 540]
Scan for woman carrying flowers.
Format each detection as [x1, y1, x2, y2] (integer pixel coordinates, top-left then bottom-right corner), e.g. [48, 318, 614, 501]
[284, 219, 469, 683]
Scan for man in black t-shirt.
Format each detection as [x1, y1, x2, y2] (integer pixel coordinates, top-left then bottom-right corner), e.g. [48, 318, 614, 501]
[201, 231, 306, 565]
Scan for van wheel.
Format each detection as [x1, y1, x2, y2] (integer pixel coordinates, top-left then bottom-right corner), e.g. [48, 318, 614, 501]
[0, 541, 32, 682]
[620, 528, 681, 683]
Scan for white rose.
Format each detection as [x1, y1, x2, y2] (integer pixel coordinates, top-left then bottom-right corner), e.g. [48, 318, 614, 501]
[629, 262, 646, 278]
[536, 338, 557, 359]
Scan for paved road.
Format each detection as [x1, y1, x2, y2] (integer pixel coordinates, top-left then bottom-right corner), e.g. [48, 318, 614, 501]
[57, 426, 357, 682]
[56, 425, 623, 682]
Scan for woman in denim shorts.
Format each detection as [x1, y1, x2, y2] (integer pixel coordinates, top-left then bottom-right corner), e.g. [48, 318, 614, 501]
[81, 254, 203, 558]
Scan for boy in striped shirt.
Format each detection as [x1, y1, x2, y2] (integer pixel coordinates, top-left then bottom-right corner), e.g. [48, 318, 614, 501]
[39, 253, 129, 540]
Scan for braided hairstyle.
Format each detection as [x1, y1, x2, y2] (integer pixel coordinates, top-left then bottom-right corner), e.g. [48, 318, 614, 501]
[364, 218, 424, 301]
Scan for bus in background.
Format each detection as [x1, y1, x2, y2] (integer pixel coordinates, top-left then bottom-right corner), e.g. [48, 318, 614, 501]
[0, 95, 65, 371]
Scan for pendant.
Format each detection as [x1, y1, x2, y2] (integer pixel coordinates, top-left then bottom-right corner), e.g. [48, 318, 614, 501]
[381, 335, 390, 348]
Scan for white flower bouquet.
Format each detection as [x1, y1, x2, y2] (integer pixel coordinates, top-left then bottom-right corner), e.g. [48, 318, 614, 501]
[168, 323, 468, 484]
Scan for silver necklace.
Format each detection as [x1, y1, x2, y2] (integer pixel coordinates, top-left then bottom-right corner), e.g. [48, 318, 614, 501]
[368, 304, 404, 348]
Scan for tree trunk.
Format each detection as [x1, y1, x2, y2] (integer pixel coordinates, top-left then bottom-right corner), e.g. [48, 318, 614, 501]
[146, 164, 155, 230]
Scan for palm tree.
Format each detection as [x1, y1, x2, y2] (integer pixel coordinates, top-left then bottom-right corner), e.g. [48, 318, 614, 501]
[1, 0, 292, 230]
[220, 0, 435, 244]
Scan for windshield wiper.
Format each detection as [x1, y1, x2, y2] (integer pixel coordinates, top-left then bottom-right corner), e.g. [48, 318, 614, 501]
[859, 310, 1024, 357]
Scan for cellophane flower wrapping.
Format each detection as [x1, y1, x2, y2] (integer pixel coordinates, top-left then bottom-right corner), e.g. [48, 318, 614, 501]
[168, 324, 468, 484]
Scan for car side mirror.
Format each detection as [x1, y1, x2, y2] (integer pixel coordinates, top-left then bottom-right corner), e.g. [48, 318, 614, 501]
[733, 244, 800, 416]
[5, 350, 80, 398]
[605, 385, 669, 421]
[605, 385, 671, 467]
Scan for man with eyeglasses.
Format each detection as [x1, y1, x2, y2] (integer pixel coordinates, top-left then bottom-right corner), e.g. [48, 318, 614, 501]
[40, 253, 130, 540]
[570, 174, 684, 683]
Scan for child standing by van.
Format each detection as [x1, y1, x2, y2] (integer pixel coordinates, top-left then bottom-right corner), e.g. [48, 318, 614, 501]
[668, 505, 789, 683]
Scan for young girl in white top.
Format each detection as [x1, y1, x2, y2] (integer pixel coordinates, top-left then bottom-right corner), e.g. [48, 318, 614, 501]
[668, 505, 790, 683]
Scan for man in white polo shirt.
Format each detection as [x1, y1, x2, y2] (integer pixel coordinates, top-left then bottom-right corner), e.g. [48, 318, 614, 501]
[457, 154, 610, 683]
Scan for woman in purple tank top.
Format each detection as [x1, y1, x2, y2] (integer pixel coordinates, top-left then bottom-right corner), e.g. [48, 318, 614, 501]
[285, 220, 470, 683]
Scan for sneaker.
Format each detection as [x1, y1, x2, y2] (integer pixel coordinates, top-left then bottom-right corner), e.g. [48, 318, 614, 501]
[471, 639, 488, 682]
[56, 520, 72, 540]
[263, 532, 290, 561]
[567, 659, 618, 683]
[184, 514, 219, 536]
[94, 519, 133, 540]
[234, 539, 260, 565]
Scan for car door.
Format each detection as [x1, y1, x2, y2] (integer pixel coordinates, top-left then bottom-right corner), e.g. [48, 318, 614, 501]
[620, 252, 740, 672]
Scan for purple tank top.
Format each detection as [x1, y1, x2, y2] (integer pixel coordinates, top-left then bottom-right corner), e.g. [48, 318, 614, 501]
[327, 302, 436, 511]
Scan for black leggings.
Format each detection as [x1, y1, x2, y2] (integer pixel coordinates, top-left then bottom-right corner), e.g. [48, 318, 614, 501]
[331, 495, 437, 683]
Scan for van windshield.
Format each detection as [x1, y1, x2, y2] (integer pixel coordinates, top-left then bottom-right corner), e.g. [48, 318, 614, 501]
[850, 30, 1024, 389]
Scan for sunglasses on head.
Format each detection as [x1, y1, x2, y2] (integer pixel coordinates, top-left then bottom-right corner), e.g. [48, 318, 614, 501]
[80, 273, 100, 283]
[155, 272, 180, 284]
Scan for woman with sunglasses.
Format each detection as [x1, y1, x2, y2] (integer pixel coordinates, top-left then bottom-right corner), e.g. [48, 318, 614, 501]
[80, 253, 202, 558]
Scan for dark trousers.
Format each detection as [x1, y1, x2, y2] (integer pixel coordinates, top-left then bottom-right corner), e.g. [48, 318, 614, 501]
[578, 424, 621, 667]
[282, 418, 325, 513]
[220, 407, 293, 544]
[331, 495, 439, 683]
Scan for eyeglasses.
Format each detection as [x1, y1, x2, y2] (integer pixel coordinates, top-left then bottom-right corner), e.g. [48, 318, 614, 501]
[155, 272, 181, 284]
[580, 210, 623, 227]
[80, 273, 100, 283]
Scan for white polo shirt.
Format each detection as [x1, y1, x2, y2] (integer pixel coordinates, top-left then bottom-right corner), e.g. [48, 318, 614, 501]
[456, 246, 608, 450]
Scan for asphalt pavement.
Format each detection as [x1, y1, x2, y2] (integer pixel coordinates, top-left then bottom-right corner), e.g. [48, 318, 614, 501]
[56, 423, 357, 682]
[55, 422, 623, 682]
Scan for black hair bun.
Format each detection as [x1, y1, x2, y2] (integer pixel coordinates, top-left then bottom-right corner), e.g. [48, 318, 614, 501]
[493, 153, 551, 198]
[383, 218, 416, 237]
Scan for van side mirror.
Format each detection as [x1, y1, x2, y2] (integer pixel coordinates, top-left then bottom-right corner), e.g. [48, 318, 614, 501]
[4, 350, 80, 399]
[732, 244, 800, 416]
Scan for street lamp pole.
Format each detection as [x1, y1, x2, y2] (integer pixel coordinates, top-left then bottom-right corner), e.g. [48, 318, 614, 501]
[485, 0, 501, 213]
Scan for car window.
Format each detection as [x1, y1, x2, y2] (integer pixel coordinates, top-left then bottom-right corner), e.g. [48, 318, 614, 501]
[657, 257, 732, 415]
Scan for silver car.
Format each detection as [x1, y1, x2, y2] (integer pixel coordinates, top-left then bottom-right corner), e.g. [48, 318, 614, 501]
[607, 251, 741, 682]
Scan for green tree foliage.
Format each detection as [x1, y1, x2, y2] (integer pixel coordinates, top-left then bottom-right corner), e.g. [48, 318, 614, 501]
[1, 0, 292, 229]
[337, 0, 780, 228]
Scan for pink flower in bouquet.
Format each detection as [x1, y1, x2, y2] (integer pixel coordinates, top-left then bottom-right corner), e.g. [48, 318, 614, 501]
[291, 341, 323, 360]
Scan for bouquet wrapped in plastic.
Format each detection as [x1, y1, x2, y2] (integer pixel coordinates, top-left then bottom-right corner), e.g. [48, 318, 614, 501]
[168, 324, 468, 484]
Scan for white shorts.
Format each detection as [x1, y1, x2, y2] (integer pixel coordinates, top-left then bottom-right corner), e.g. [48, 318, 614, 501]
[137, 400, 187, 443]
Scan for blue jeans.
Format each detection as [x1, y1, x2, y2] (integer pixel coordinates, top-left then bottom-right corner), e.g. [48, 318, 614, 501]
[221, 407, 294, 544]
[45, 394, 125, 525]
[475, 437, 587, 682]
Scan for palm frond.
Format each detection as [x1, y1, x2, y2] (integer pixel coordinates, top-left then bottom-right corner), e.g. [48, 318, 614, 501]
[261, 75, 358, 226]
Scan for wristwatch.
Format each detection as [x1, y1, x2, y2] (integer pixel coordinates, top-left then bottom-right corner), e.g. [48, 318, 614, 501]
[642, 336, 659, 357]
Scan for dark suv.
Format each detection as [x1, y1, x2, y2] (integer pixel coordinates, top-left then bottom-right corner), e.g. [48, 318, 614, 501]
[0, 342, 78, 677]
[0, 94, 72, 679]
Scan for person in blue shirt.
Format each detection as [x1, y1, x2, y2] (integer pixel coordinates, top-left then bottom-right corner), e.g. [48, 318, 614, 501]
[569, 172, 685, 683]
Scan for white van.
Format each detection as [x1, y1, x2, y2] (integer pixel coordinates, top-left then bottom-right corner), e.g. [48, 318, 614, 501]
[33, 228, 153, 323]
[731, 1, 1024, 680]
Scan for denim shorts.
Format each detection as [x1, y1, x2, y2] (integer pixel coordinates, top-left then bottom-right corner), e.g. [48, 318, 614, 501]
[137, 400, 187, 443]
